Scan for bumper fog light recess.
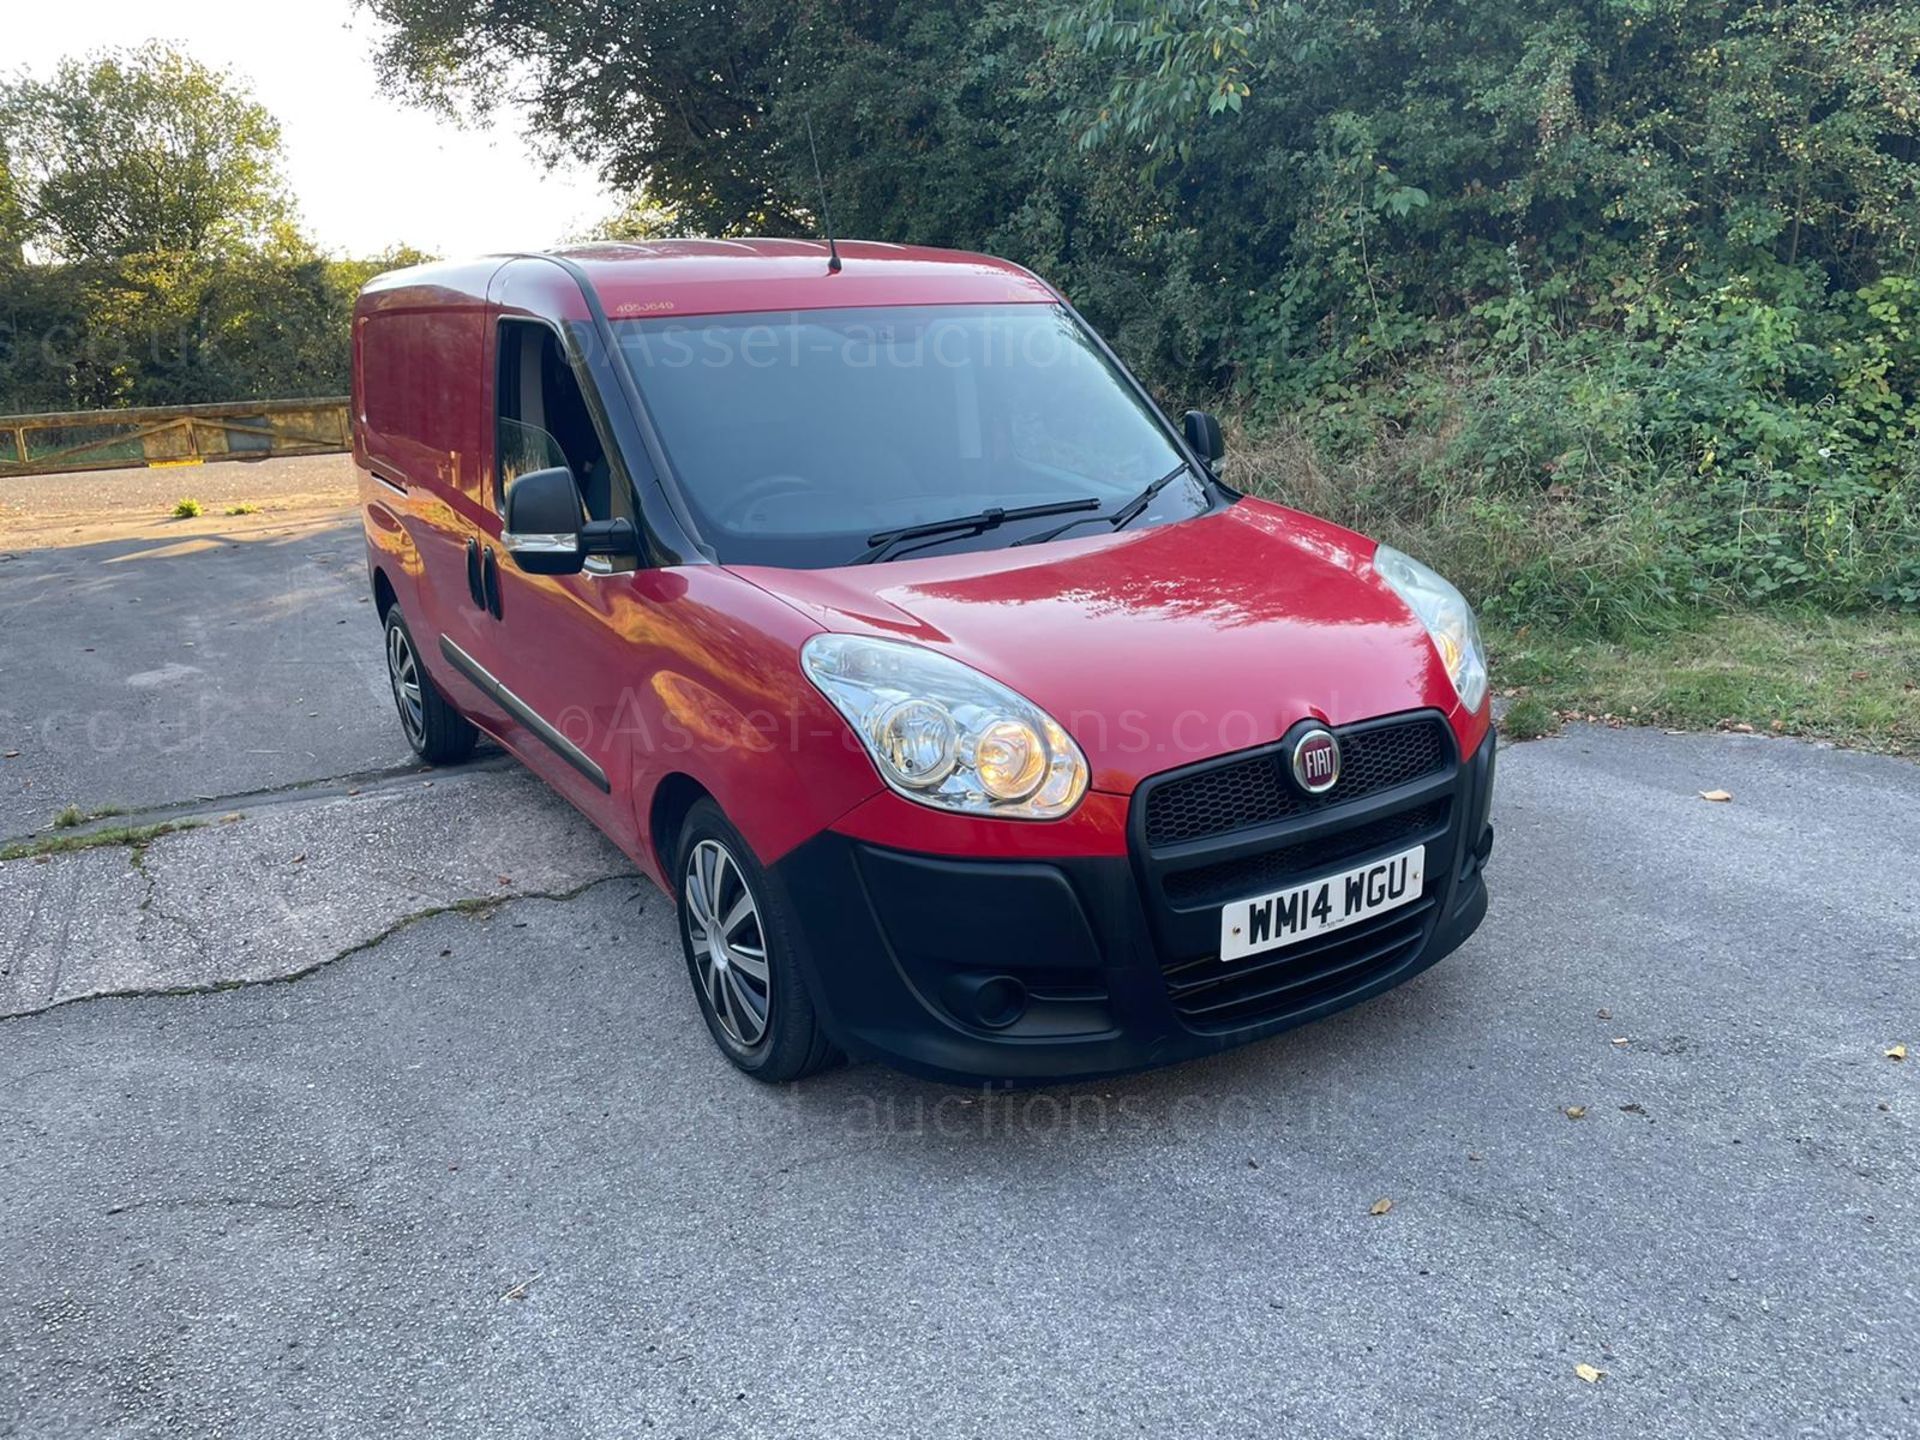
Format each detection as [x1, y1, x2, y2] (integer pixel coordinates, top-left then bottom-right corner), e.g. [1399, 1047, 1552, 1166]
[974, 976, 1027, 1029]
[941, 973, 1029, 1030]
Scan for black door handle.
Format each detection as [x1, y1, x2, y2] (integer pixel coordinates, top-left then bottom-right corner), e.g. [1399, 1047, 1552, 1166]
[465, 538, 485, 609]
[481, 546, 503, 620]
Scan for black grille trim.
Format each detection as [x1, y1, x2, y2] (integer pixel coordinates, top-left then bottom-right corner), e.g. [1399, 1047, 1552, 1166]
[1162, 802, 1449, 910]
[1141, 714, 1450, 848]
[1162, 900, 1436, 1030]
[1128, 709, 1465, 1033]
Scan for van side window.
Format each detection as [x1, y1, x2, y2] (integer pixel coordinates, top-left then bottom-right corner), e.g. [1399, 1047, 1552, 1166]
[495, 321, 632, 530]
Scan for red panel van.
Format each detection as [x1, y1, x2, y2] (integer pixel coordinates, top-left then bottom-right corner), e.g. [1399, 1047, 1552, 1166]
[353, 241, 1495, 1085]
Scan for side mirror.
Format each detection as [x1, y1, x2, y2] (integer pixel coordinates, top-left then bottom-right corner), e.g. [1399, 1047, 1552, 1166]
[502, 466, 641, 575]
[502, 466, 586, 574]
[1183, 409, 1224, 466]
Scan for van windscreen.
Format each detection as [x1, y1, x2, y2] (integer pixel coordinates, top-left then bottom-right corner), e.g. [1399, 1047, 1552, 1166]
[613, 304, 1210, 568]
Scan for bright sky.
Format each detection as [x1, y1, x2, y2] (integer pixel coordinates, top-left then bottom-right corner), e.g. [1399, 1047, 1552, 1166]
[12, 1, 619, 258]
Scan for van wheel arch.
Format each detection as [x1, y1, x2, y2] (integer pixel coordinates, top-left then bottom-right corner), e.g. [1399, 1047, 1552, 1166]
[648, 773, 713, 884]
[371, 567, 398, 620]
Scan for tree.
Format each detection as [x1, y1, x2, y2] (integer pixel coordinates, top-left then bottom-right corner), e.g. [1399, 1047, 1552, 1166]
[354, 0, 1920, 618]
[0, 43, 293, 262]
[354, 0, 1234, 389]
[0, 147, 24, 267]
[0, 44, 428, 414]
[362, 0, 805, 236]
[579, 195, 696, 244]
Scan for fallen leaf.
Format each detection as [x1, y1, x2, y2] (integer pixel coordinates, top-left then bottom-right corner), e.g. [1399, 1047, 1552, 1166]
[1368, 1198, 1393, 1216]
[291, 854, 306, 864]
[219, 812, 243, 824]
[1851, 669, 1871, 681]
[1467, 1152, 1484, 1162]
[1574, 1363, 1606, 1384]
[1610, 1037, 1630, 1046]
[1730, 722, 1755, 734]
[1619, 1102, 1647, 1116]
[2, 750, 18, 759]
[1597, 1008, 1613, 1020]
[1698, 789, 1734, 802]
[1564, 1106, 1588, 1120]
[1887, 1044, 1907, 1062]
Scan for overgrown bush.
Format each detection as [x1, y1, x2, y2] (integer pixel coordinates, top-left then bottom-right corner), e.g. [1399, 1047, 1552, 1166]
[0, 249, 408, 412]
[1228, 257, 1920, 629]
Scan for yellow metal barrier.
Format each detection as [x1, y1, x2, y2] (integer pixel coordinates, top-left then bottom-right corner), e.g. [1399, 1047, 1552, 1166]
[0, 398, 350, 477]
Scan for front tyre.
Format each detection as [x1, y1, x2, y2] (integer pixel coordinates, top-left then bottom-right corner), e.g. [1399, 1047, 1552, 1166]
[675, 799, 838, 1082]
[383, 605, 477, 765]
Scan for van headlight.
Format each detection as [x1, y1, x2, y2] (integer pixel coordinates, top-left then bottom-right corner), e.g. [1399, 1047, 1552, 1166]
[802, 634, 1089, 819]
[1373, 545, 1489, 713]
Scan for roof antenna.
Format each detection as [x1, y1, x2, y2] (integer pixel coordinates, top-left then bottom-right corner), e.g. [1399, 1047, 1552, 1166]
[804, 111, 842, 274]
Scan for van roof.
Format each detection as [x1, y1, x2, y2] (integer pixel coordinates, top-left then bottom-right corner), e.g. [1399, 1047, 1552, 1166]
[367, 240, 1062, 320]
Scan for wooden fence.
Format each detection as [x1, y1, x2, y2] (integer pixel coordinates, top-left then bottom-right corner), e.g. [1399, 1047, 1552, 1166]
[0, 398, 350, 477]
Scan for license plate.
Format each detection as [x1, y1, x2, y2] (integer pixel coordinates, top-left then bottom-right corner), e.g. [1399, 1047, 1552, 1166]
[1219, 845, 1426, 962]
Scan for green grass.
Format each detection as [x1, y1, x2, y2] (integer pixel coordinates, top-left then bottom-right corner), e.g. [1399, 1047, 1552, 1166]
[0, 819, 201, 863]
[171, 497, 204, 518]
[224, 503, 260, 516]
[50, 802, 128, 829]
[1487, 610, 1920, 755]
[1499, 694, 1560, 741]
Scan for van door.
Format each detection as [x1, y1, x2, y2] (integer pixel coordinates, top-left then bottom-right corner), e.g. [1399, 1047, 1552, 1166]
[441, 295, 644, 829]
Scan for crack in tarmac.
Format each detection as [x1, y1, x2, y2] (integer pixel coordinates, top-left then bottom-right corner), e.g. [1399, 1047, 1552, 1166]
[0, 754, 517, 849]
[103, 1195, 356, 1217]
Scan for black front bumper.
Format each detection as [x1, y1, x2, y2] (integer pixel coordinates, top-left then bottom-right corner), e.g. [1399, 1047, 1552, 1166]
[770, 718, 1496, 1086]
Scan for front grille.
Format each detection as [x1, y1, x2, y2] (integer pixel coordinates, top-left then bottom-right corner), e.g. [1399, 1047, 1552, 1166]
[1142, 715, 1449, 847]
[1162, 802, 1448, 909]
[1131, 710, 1463, 1033]
[1161, 900, 1436, 1031]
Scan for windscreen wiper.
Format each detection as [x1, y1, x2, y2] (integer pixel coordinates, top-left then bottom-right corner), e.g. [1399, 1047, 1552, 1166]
[852, 498, 1102, 565]
[1012, 463, 1193, 547]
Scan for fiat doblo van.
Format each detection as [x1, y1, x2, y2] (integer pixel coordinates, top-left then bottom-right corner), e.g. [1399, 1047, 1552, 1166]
[353, 241, 1495, 1085]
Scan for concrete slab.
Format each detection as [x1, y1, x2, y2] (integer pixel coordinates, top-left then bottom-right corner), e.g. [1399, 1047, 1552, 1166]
[0, 766, 630, 1017]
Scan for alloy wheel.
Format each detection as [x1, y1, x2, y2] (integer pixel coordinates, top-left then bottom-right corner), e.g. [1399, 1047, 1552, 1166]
[386, 622, 426, 747]
[684, 839, 772, 1048]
